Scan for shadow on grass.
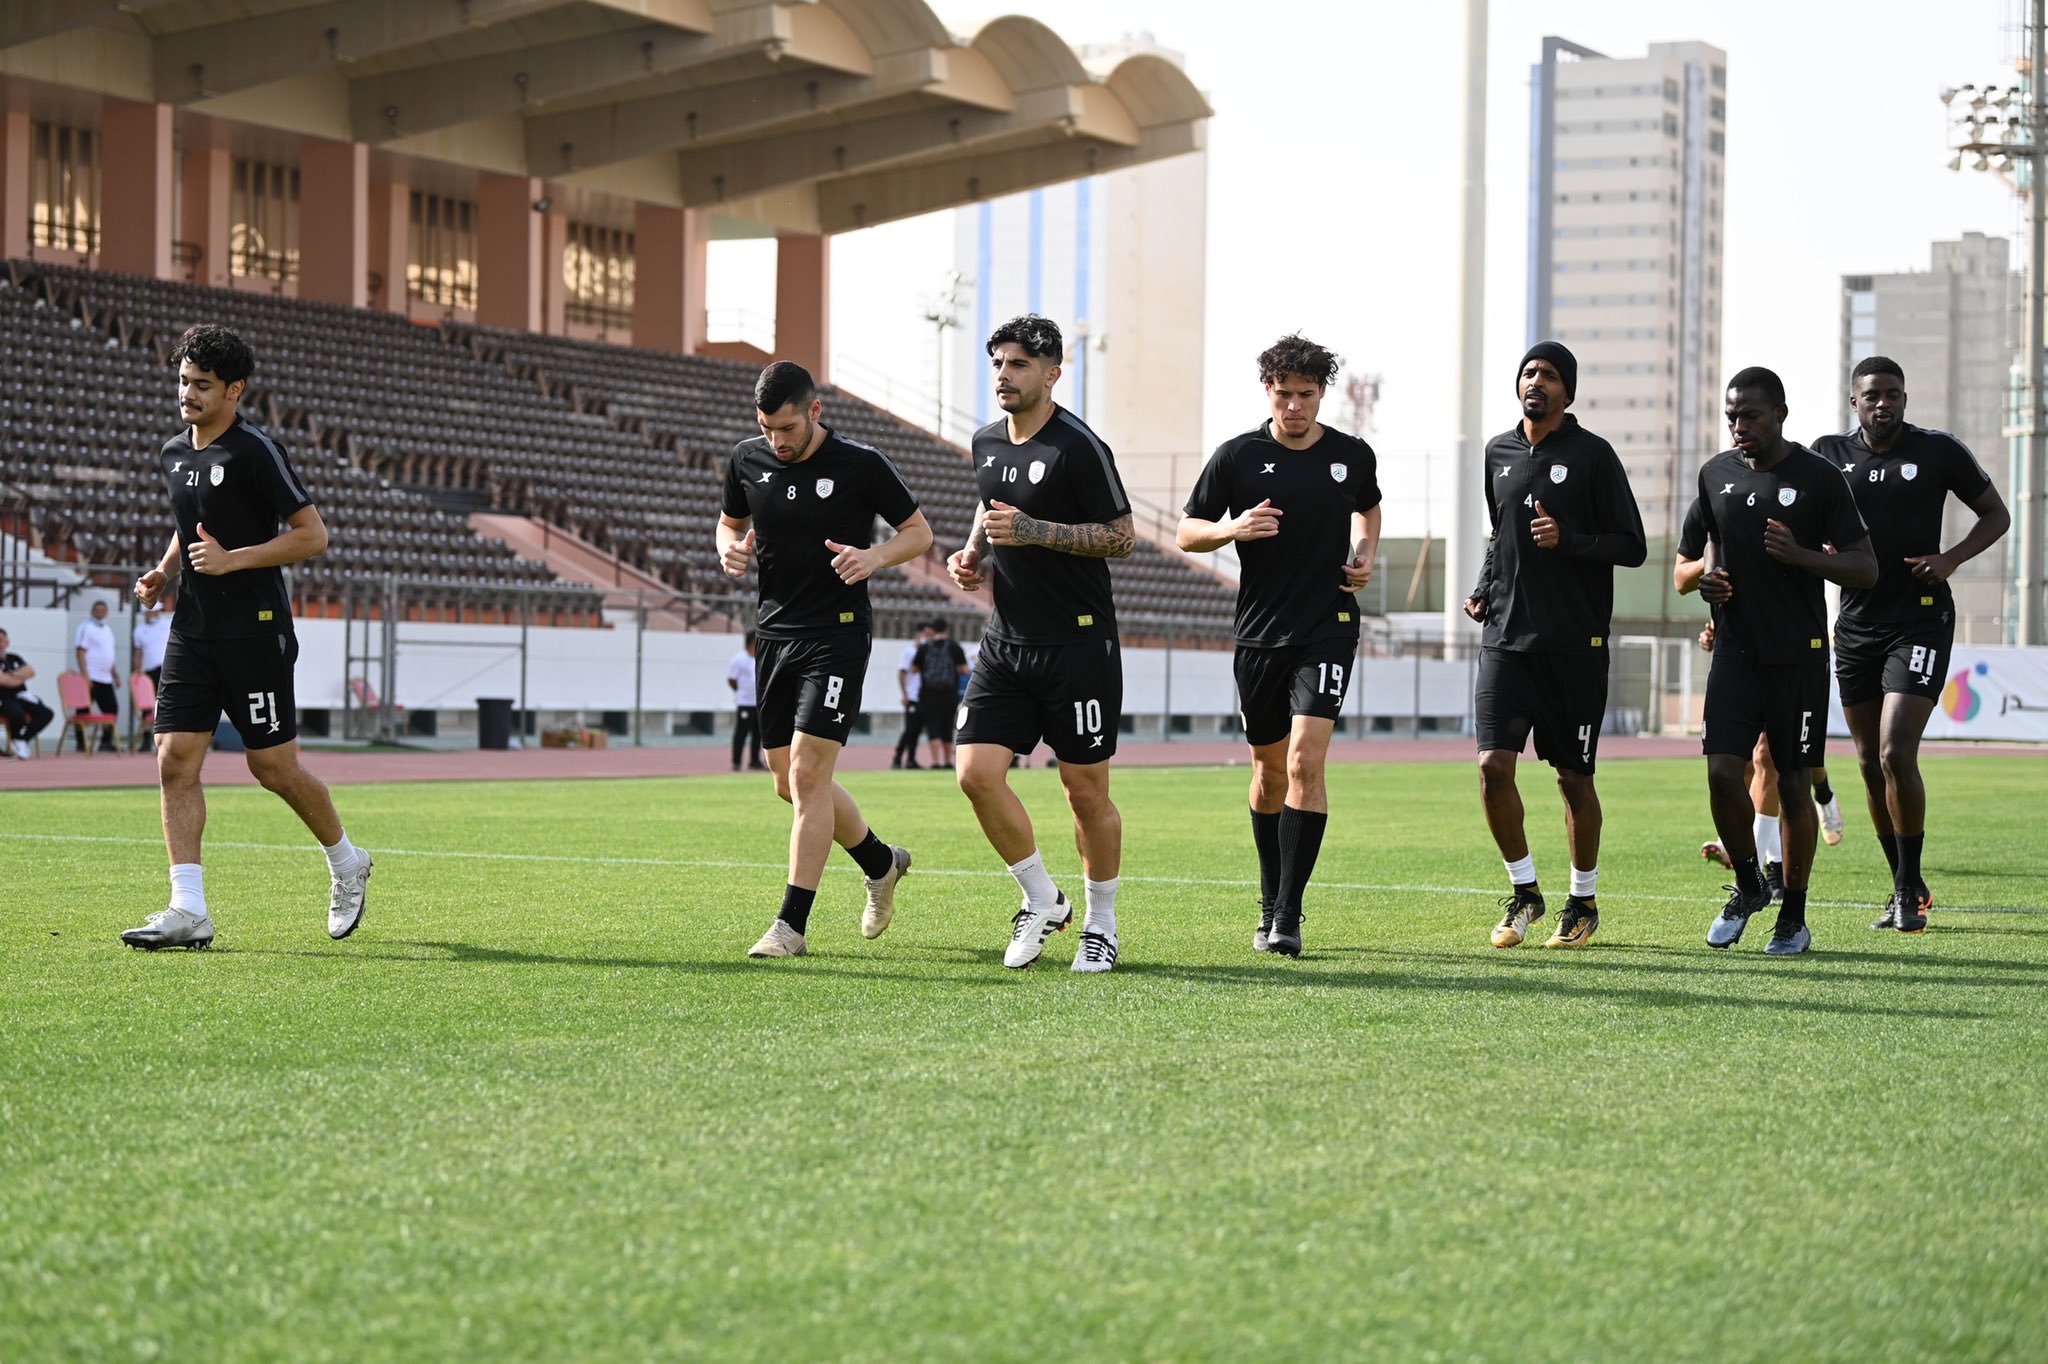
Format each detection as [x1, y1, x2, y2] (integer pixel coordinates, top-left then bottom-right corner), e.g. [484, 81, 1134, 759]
[242, 939, 1019, 985]
[1344, 942, 2048, 990]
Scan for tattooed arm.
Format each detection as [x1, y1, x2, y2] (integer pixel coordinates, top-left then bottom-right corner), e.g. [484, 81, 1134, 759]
[984, 500, 1134, 558]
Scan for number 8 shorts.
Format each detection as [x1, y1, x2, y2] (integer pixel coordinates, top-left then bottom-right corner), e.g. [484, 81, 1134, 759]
[957, 634, 1122, 764]
[756, 633, 871, 748]
[155, 628, 301, 749]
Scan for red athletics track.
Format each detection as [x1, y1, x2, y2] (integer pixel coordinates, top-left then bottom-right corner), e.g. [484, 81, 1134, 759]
[1, 736, 2039, 792]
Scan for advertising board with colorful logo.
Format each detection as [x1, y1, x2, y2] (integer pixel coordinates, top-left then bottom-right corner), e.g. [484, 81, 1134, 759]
[1924, 648, 2048, 742]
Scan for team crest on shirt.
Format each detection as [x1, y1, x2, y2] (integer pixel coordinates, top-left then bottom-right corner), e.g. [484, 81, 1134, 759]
[1777, 487, 1797, 506]
[1549, 464, 1567, 484]
[1028, 460, 1046, 484]
[1901, 462, 1919, 481]
[1329, 462, 1348, 482]
[815, 479, 834, 498]
[209, 465, 224, 486]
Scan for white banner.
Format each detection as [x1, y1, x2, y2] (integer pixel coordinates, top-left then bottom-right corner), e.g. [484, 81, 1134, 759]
[1831, 644, 2048, 742]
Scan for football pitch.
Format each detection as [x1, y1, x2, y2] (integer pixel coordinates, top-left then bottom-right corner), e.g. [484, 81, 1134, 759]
[3, 755, 2045, 1362]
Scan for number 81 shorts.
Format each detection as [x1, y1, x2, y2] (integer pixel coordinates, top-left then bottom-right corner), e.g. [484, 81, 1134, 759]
[957, 634, 1122, 763]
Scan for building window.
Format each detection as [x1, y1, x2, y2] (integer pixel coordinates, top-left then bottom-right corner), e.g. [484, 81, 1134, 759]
[29, 122, 99, 254]
[1709, 131, 1726, 154]
[231, 159, 300, 283]
[1665, 77, 1680, 102]
[409, 193, 478, 310]
[1709, 97, 1726, 122]
[563, 221, 635, 329]
[1711, 65, 1727, 89]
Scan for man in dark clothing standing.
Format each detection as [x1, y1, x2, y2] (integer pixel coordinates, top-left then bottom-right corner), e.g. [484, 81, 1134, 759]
[912, 618, 968, 769]
[1464, 341, 1646, 951]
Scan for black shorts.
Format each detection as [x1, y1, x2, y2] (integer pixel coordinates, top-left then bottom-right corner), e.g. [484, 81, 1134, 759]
[1835, 611, 1952, 707]
[155, 629, 300, 750]
[1472, 647, 1608, 774]
[756, 633, 869, 748]
[919, 693, 959, 743]
[1702, 653, 1830, 770]
[958, 635, 1122, 764]
[1234, 637, 1357, 747]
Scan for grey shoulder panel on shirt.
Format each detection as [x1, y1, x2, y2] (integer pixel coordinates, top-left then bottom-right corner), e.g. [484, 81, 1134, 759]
[239, 420, 311, 504]
[1052, 407, 1130, 508]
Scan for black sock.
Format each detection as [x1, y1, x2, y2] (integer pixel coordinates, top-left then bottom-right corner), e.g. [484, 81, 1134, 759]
[1776, 887, 1808, 932]
[1812, 776, 1835, 805]
[1276, 806, 1328, 922]
[845, 830, 895, 880]
[1878, 832, 1900, 875]
[778, 884, 817, 933]
[1896, 834, 1925, 890]
[1250, 807, 1282, 913]
[1734, 855, 1764, 898]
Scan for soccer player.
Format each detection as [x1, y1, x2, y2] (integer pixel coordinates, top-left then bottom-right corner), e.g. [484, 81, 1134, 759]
[1177, 334, 1381, 957]
[1812, 357, 2010, 932]
[1463, 342, 1645, 950]
[718, 361, 933, 958]
[122, 324, 372, 950]
[946, 314, 1134, 973]
[1692, 367, 1875, 955]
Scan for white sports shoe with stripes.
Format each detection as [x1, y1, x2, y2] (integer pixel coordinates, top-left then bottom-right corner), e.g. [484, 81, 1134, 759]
[1003, 892, 1071, 969]
[1071, 929, 1118, 973]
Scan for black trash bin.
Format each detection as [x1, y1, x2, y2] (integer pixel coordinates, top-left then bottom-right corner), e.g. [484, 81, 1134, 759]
[477, 697, 514, 750]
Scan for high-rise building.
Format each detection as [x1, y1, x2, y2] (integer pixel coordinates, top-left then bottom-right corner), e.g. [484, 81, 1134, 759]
[1840, 233, 2021, 641]
[949, 37, 1209, 522]
[1527, 38, 1728, 543]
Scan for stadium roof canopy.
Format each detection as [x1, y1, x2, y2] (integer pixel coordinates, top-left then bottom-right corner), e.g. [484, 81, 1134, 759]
[0, 0, 1211, 235]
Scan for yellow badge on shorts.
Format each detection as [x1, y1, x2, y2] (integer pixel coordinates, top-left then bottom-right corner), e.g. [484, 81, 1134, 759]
[1921, 596, 1934, 606]
[1590, 636, 1603, 647]
[838, 612, 855, 623]
[1077, 614, 1094, 627]
[1337, 612, 1351, 622]
[1810, 638, 1823, 649]
[257, 610, 273, 621]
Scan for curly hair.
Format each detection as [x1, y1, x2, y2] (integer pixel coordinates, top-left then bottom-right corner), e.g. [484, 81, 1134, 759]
[170, 324, 254, 387]
[986, 313, 1063, 362]
[1257, 333, 1339, 388]
[1852, 355, 1905, 386]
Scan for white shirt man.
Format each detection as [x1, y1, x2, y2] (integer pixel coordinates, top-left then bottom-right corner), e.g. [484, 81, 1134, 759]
[133, 604, 171, 682]
[75, 608, 118, 684]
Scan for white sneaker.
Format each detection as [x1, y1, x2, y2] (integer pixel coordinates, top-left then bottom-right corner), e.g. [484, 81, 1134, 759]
[328, 851, 372, 940]
[748, 920, 808, 958]
[1819, 796, 1845, 846]
[121, 906, 215, 950]
[860, 844, 912, 939]
[9, 738, 28, 761]
[1071, 929, 1118, 973]
[1003, 892, 1072, 969]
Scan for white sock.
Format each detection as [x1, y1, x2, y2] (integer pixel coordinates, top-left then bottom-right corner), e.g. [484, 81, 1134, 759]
[322, 832, 360, 876]
[1083, 876, 1119, 937]
[1505, 853, 1536, 887]
[169, 863, 206, 913]
[1753, 814, 1782, 864]
[1570, 865, 1598, 899]
[1007, 850, 1060, 910]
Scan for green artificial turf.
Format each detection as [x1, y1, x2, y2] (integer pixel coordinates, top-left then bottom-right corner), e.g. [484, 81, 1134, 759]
[2, 757, 2044, 1361]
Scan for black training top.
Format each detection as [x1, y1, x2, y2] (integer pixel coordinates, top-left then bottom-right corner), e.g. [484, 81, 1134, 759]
[1184, 423, 1382, 647]
[971, 406, 1130, 645]
[1811, 424, 1992, 625]
[1468, 414, 1646, 653]
[1677, 496, 1710, 561]
[722, 427, 920, 640]
[1694, 444, 1868, 665]
[159, 415, 313, 638]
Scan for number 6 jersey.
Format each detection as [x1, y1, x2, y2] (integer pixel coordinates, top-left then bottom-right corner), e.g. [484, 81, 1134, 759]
[1694, 445, 1868, 663]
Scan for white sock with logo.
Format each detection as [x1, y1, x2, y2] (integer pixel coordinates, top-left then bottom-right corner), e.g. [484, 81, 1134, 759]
[1753, 813, 1782, 865]
[1083, 877, 1119, 937]
[169, 863, 206, 913]
[1007, 850, 1060, 910]
[1505, 853, 1537, 888]
[322, 831, 361, 876]
[1570, 865, 1598, 899]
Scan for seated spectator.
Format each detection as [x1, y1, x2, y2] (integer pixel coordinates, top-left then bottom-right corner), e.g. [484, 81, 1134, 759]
[0, 626, 55, 760]
[73, 598, 121, 754]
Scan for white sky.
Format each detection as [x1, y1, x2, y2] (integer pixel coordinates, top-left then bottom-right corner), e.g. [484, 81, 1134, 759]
[713, 0, 2025, 535]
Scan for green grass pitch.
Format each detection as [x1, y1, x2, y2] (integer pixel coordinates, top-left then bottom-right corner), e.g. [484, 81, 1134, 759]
[3, 756, 2044, 1361]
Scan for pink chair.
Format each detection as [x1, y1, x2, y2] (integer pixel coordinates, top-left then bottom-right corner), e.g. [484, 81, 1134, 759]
[57, 671, 117, 758]
[128, 672, 157, 753]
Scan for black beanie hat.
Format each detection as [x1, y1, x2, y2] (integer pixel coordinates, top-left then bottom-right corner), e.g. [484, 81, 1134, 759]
[1517, 341, 1577, 402]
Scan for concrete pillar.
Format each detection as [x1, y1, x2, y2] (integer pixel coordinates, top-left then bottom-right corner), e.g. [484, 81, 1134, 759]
[541, 206, 567, 335]
[632, 203, 708, 354]
[179, 144, 232, 287]
[0, 109, 29, 261]
[476, 172, 543, 331]
[367, 173, 410, 314]
[775, 232, 830, 380]
[99, 100, 174, 278]
[298, 138, 369, 308]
